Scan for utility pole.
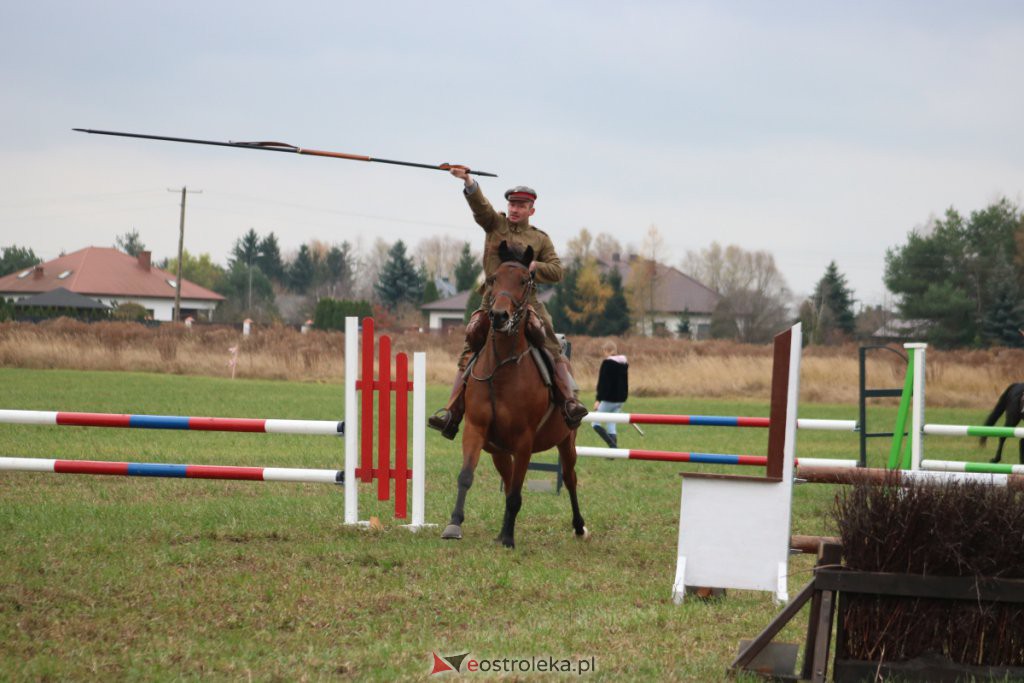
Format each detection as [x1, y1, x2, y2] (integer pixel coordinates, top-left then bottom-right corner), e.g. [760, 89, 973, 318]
[167, 186, 202, 322]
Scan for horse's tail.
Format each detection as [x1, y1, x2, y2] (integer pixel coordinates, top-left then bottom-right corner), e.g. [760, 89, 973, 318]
[980, 384, 1014, 447]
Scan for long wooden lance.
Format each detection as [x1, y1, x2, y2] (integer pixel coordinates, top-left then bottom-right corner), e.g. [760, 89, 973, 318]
[72, 128, 498, 177]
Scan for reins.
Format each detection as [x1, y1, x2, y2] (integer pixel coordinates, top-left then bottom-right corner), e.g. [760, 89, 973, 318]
[468, 261, 546, 447]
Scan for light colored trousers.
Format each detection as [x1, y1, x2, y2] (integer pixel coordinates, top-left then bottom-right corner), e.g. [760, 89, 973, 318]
[595, 401, 625, 435]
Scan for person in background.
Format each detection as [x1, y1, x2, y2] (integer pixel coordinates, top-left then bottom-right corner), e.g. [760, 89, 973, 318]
[593, 340, 628, 448]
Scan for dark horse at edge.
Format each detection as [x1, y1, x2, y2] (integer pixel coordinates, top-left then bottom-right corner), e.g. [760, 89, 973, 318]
[441, 241, 588, 548]
[980, 382, 1024, 463]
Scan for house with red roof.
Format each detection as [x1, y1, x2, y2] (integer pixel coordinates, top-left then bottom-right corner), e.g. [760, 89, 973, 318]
[0, 247, 224, 322]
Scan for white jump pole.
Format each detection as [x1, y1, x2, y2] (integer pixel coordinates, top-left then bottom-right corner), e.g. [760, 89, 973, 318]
[905, 342, 927, 471]
[404, 351, 429, 530]
[344, 316, 359, 525]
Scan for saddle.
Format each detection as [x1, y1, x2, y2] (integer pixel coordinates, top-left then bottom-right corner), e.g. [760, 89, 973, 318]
[463, 336, 556, 392]
[464, 305, 555, 392]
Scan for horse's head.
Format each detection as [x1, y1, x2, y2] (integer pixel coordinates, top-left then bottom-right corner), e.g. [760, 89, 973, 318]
[487, 241, 535, 335]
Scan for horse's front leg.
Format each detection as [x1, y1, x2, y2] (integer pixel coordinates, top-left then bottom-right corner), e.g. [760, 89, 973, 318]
[441, 427, 485, 540]
[491, 451, 513, 493]
[497, 446, 532, 549]
[991, 436, 1007, 464]
[557, 433, 589, 540]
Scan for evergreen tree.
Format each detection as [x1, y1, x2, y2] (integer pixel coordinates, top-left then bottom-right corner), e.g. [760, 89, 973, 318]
[230, 229, 262, 269]
[981, 253, 1024, 347]
[313, 298, 333, 330]
[0, 245, 41, 276]
[214, 261, 277, 322]
[548, 261, 580, 333]
[804, 261, 856, 344]
[256, 233, 285, 283]
[115, 229, 146, 257]
[322, 242, 354, 298]
[313, 298, 373, 330]
[819, 261, 856, 334]
[288, 244, 316, 293]
[453, 242, 481, 291]
[422, 277, 440, 304]
[374, 240, 424, 309]
[886, 199, 1024, 348]
[593, 268, 631, 336]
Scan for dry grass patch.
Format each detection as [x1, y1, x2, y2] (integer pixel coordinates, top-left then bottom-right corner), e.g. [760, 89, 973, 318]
[2, 319, 1023, 408]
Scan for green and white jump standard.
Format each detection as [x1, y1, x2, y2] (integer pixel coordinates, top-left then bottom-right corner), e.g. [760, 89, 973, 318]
[888, 341, 1024, 475]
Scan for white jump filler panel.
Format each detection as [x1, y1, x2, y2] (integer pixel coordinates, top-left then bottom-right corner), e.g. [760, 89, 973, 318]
[672, 477, 792, 600]
[673, 323, 802, 604]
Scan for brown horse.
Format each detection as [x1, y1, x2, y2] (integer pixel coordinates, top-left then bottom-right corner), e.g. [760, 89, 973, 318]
[441, 241, 588, 548]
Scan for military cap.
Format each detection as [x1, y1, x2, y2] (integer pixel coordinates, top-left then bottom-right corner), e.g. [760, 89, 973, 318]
[504, 186, 537, 203]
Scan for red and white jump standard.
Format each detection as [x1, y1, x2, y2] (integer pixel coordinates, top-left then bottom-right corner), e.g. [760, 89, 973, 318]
[0, 317, 428, 529]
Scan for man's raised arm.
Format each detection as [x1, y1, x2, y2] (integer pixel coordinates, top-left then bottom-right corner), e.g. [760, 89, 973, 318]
[450, 167, 497, 232]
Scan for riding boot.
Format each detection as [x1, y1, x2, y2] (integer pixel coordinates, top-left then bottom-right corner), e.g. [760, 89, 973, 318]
[427, 370, 466, 440]
[553, 357, 589, 429]
[592, 424, 615, 448]
[608, 432, 618, 448]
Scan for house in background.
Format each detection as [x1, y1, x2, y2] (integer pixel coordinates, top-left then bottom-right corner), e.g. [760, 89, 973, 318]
[13, 287, 110, 320]
[871, 317, 930, 343]
[0, 247, 224, 322]
[598, 254, 720, 339]
[421, 289, 555, 332]
[420, 254, 719, 339]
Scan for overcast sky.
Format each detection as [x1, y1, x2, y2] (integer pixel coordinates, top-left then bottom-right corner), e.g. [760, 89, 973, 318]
[2, 1, 1022, 307]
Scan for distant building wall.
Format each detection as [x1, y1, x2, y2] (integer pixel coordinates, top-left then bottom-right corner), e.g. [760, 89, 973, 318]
[636, 313, 712, 340]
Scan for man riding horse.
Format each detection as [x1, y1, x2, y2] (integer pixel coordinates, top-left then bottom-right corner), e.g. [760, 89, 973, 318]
[428, 168, 588, 439]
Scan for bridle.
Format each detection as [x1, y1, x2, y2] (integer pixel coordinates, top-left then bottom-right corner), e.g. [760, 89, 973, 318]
[471, 261, 535, 383]
[470, 260, 554, 449]
[486, 262, 535, 338]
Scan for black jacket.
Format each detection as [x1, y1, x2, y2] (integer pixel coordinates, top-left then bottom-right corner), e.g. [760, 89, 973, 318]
[596, 356, 629, 403]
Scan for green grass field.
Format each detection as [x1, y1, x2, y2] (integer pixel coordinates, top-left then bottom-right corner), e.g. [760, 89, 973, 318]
[0, 368, 1001, 681]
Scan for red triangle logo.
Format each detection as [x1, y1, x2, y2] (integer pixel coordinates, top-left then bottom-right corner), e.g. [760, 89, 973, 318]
[430, 652, 456, 675]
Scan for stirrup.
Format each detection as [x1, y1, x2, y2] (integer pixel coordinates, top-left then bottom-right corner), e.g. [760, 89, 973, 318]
[564, 401, 588, 429]
[428, 409, 460, 440]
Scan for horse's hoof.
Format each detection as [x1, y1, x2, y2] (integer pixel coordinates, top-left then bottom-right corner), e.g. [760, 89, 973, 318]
[575, 526, 591, 541]
[493, 535, 515, 549]
[441, 524, 463, 540]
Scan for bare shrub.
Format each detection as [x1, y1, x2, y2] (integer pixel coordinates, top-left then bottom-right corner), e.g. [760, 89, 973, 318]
[154, 335, 178, 362]
[835, 481, 1024, 666]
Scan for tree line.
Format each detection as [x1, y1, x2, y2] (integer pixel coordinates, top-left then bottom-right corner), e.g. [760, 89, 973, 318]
[884, 199, 1024, 348]
[2, 197, 1022, 347]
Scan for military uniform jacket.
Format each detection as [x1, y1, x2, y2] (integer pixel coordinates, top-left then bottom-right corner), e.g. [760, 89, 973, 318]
[465, 184, 562, 305]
